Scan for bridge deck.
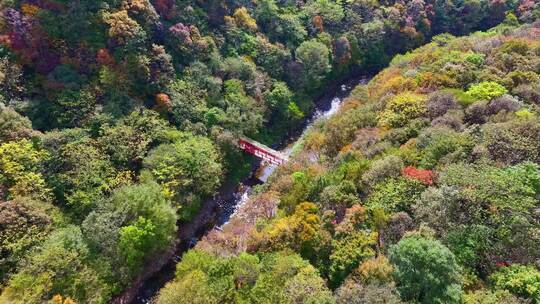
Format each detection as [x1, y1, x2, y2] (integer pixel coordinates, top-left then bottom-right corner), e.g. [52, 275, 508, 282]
[238, 137, 288, 165]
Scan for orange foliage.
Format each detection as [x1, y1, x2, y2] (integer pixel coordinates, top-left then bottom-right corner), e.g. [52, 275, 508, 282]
[155, 93, 172, 112]
[340, 144, 353, 154]
[312, 15, 324, 32]
[402, 166, 435, 185]
[416, 71, 458, 92]
[21, 4, 40, 16]
[96, 48, 114, 66]
[368, 69, 417, 99]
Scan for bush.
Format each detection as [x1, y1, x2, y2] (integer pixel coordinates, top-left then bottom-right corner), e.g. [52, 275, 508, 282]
[482, 119, 540, 165]
[378, 92, 427, 128]
[465, 101, 488, 124]
[443, 88, 477, 106]
[335, 281, 403, 304]
[416, 127, 474, 168]
[427, 91, 457, 119]
[485, 94, 521, 116]
[366, 177, 426, 213]
[463, 289, 529, 304]
[362, 155, 404, 187]
[490, 264, 540, 301]
[466, 82, 508, 101]
[431, 114, 463, 130]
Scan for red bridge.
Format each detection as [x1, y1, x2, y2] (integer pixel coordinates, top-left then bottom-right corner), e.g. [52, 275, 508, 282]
[238, 137, 289, 166]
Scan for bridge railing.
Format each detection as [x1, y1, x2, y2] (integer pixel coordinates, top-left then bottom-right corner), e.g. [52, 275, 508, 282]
[238, 137, 288, 165]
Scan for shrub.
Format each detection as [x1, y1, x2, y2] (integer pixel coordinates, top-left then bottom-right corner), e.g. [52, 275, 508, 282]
[465, 101, 488, 124]
[466, 82, 508, 101]
[463, 289, 529, 304]
[490, 264, 540, 300]
[427, 91, 457, 118]
[402, 166, 435, 185]
[431, 114, 462, 130]
[366, 177, 426, 213]
[362, 155, 404, 187]
[378, 92, 427, 128]
[515, 108, 534, 119]
[416, 127, 474, 168]
[513, 83, 540, 105]
[443, 89, 477, 106]
[482, 119, 540, 165]
[485, 94, 521, 115]
[335, 281, 403, 304]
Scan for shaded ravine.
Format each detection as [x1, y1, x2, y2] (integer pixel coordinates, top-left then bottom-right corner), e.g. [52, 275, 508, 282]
[112, 72, 370, 304]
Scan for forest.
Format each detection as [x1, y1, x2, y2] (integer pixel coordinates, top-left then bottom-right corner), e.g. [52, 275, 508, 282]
[0, 0, 539, 303]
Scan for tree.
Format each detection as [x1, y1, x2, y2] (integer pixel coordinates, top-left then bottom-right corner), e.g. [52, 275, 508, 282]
[303, 0, 345, 28]
[119, 216, 157, 269]
[329, 231, 377, 287]
[82, 180, 177, 273]
[0, 56, 23, 103]
[220, 79, 264, 136]
[0, 139, 50, 200]
[295, 39, 331, 89]
[0, 197, 56, 283]
[232, 7, 258, 32]
[366, 177, 426, 213]
[463, 289, 530, 304]
[103, 10, 147, 50]
[389, 235, 463, 303]
[0, 107, 36, 142]
[143, 133, 222, 216]
[42, 131, 116, 218]
[1, 226, 112, 304]
[167, 79, 208, 128]
[52, 88, 97, 128]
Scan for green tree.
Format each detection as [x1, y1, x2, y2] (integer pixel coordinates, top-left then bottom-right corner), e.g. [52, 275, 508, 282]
[303, 0, 345, 27]
[296, 39, 331, 89]
[389, 236, 463, 303]
[0, 139, 51, 200]
[42, 131, 116, 218]
[119, 216, 157, 269]
[0, 107, 36, 142]
[0, 197, 58, 283]
[143, 133, 222, 217]
[83, 180, 177, 272]
[1, 226, 112, 304]
[329, 231, 377, 287]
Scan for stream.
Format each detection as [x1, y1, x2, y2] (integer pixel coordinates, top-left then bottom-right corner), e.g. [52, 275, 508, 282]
[114, 74, 370, 304]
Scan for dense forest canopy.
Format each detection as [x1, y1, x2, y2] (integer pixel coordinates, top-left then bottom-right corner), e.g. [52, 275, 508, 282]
[184, 21, 540, 303]
[0, 0, 538, 303]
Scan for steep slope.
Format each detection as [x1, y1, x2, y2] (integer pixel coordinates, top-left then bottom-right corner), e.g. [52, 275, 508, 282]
[0, 1, 538, 303]
[160, 21, 540, 304]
